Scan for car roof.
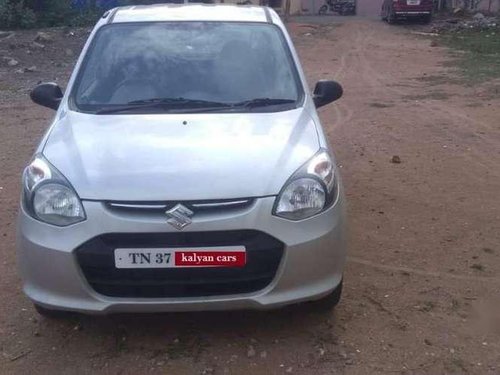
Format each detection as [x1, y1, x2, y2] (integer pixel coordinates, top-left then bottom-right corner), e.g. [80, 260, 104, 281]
[109, 4, 272, 24]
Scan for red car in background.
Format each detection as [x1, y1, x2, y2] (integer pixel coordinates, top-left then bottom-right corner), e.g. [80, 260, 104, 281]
[381, 0, 433, 24]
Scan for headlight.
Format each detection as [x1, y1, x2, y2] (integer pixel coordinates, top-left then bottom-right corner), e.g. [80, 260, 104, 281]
[275, 178, 326, 220]
[274, 149, 337, 220]
[22, 155, 86, 226]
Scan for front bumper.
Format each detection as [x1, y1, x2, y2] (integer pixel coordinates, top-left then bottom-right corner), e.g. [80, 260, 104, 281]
[394, 11, 431, 15]
[393, 5, 432, 16]
[17, 194, 346, 314]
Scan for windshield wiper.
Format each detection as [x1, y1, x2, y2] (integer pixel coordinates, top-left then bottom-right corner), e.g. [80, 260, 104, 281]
[128, 98, 229, 106]
[96, 97, 230, 114]
[231, 98, 296, 109]
[95, 97, 296, 114]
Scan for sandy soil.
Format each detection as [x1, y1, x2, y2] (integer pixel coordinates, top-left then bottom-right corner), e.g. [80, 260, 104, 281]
[1, 18, 499, 375]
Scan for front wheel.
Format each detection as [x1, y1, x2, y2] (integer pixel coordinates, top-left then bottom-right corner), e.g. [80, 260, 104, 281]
[318, 4, 328, 15]
[381, 7, 387, 21]
[311, 280, 343, 311]
[421, 14, 432, 24]
[387, 9, 396, 24]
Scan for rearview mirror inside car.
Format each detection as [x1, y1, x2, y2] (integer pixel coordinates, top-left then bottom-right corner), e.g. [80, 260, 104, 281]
[30, 82, 63, 110]
[313, 80, 343, 108]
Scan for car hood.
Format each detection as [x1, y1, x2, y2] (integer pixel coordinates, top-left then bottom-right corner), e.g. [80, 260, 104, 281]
[43, 108, 320, 201]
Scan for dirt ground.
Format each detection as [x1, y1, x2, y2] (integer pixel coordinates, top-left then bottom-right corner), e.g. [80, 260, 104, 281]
[1, 18, 500, 375]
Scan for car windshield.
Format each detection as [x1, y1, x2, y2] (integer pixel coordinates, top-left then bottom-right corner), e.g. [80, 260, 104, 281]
[72, 22, 302, 114]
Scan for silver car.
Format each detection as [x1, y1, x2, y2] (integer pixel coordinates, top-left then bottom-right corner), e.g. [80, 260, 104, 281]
[17, 4, 346, 317]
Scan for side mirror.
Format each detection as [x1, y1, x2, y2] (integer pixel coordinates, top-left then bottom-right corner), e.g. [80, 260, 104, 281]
[30, 82, 63, 110]
[313, 80, 343, 108]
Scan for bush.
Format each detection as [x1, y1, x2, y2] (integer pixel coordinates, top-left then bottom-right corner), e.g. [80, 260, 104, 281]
[0, 0, 104, 29]
[35, 0, 74, 27]
[0, 0, 37, 29]
[67, 9, 101, 27]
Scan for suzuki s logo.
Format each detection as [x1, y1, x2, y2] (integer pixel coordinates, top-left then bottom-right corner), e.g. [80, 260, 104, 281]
[166, 204, 194, 230]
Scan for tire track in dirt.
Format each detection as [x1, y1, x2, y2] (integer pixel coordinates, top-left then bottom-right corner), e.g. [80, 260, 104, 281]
[311, 21, 500, 279]
[322, 24, 372, 131]
[349, 256, 500, 284]
[360, 27, 498, 136]
[333, 22, 500, 174]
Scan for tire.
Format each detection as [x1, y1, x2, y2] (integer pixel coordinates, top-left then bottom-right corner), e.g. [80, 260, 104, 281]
[387, 9, 396, 24]
[381, 7, 387, 21]
[318, 5, 328, 15]
[34, 303, 72, 319]
[310, 279, 343, 311]
[421, 14, 432, 24]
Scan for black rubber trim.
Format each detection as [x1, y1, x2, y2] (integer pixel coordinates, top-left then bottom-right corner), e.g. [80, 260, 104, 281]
[263, 7, 273, 23]
[107, 7, 119, 24]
